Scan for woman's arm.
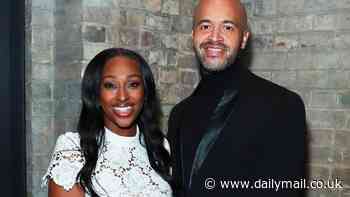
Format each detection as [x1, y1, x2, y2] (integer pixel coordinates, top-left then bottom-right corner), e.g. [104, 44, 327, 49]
[48, 180, 84, 197]
[43, 133, 86, 197]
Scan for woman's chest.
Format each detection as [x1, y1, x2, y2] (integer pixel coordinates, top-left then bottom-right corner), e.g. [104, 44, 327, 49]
[90, 144, 172, 197]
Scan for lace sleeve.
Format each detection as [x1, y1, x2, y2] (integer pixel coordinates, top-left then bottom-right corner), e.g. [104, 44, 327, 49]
[41, 132, 85, 191]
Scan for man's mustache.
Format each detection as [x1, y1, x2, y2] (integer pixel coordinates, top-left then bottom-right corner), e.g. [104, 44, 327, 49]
[199, 41, 228, 50]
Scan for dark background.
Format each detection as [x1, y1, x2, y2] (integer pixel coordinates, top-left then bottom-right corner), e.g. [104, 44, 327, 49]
[0, 0, 26, 196]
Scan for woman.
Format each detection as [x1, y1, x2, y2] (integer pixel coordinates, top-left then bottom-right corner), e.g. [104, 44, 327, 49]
[42, 48, 172, 197]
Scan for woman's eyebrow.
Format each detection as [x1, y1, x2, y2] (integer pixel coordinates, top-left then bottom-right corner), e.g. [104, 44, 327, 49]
[102, 75, 116, 79]
[127, 74, 142, 79]
[102, 74, 142, 79]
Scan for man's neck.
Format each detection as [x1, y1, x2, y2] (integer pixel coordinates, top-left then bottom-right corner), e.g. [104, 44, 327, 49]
[200, 63, 238, 78]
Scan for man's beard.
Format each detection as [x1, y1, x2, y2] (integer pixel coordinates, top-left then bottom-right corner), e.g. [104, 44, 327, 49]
[194, 40, 237, 72]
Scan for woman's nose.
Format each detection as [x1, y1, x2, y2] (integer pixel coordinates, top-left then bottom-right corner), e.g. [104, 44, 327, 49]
[116, 87, 129, 102]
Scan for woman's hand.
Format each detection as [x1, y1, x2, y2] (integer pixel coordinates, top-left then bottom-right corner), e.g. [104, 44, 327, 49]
[48, 180, 84, 197]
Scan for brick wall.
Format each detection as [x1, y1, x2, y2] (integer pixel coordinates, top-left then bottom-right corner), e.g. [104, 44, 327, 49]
[26, 0, 350, 196]
[26, 0, 56, 196]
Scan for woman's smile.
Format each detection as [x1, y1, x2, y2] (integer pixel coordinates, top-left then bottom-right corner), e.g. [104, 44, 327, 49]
[113, 105, 133, 117]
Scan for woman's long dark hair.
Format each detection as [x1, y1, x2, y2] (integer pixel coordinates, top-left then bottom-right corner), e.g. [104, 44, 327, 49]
[77, 48, 171, 196]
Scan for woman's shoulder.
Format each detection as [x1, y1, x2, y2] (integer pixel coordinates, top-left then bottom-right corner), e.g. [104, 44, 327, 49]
[41, 131, 84, 191]
[54, 131, 81, 151]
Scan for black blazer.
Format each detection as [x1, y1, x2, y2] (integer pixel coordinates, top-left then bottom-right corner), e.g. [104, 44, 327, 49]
[168, 69, 306, 197]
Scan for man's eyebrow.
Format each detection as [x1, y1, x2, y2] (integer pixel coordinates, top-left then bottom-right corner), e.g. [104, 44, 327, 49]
[195, 19, 211, 26]
[222, 20, 240, 27]
[195, 19, 240, 27]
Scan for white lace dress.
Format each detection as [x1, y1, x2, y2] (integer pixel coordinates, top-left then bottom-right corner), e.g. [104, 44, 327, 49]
[42, 127, 172, 197]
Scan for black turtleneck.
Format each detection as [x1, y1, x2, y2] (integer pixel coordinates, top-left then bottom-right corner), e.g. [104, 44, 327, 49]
[194, 64, 243, 97]
[180, 64, 245, 189]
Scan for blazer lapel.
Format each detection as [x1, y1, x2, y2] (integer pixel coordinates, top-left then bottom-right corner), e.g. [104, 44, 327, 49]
[189, 88, 239, 187]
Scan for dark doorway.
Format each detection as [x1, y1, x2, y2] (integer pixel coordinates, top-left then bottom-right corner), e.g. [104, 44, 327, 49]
[0, 0, 26, 196]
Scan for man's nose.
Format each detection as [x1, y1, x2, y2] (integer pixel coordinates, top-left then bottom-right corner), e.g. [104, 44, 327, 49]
[209, 26, 224, 42]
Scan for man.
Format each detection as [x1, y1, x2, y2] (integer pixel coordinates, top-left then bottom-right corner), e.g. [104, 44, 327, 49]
[167, 0, 306, 196]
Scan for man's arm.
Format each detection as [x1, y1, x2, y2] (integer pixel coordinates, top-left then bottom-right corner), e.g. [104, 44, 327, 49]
[167, 104, 185, 197]
[272, 92, 307, 196]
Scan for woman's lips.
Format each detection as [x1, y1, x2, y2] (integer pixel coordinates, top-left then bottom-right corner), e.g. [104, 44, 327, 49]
[113, 106, 132, 117]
